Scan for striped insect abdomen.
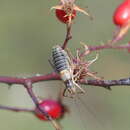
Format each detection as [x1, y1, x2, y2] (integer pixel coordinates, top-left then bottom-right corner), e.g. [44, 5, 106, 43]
[52, 45, 69, 72]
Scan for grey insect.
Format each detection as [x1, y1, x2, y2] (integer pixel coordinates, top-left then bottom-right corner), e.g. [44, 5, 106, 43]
[51, 45, 85, 97]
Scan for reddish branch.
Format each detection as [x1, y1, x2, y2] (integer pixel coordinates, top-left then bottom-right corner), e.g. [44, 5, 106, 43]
[81, 77, 130, 90]
[0, 74, 130, 118]
[88, 43, 130, 52]
[0, 72, 59, 85]
[0, 105, 34, 113]
[0, 73, 130, 89]
[62, 24, 72, 49]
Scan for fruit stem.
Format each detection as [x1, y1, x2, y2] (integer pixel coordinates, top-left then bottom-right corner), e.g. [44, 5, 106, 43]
[62, 23, 72, 49]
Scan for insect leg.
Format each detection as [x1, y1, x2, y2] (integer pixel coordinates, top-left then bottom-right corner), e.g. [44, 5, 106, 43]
[63, 87, 74, 98]
[70, 67, 85, 94]
[63, 87, 68, 97]
[73, 81, 85, 94]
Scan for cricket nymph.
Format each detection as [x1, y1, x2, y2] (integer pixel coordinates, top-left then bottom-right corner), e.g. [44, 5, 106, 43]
[52, 45, 85, 97]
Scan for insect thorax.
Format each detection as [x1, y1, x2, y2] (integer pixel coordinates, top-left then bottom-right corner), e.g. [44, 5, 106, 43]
[60, 69, 72, 81]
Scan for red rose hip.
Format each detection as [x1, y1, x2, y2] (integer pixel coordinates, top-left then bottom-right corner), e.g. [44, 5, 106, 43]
[111, 0, 130, 43]
[35, 99, 64, 120]
[113, 0, 130, 26]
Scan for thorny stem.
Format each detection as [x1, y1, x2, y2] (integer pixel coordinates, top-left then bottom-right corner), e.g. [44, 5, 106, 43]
[62, 24, 72, 49]
[0, 73, 130, 90]
[81, 77, 130, 90]
[0, 72, 60, 85]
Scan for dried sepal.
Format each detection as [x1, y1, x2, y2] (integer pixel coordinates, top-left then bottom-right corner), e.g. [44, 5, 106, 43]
[69, 43, 101, 83]
[50, 5, 63, 10]
[73, 5, 93, 20]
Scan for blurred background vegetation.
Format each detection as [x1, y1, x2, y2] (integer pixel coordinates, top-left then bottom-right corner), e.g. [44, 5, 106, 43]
[0, 0, 130, 130]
